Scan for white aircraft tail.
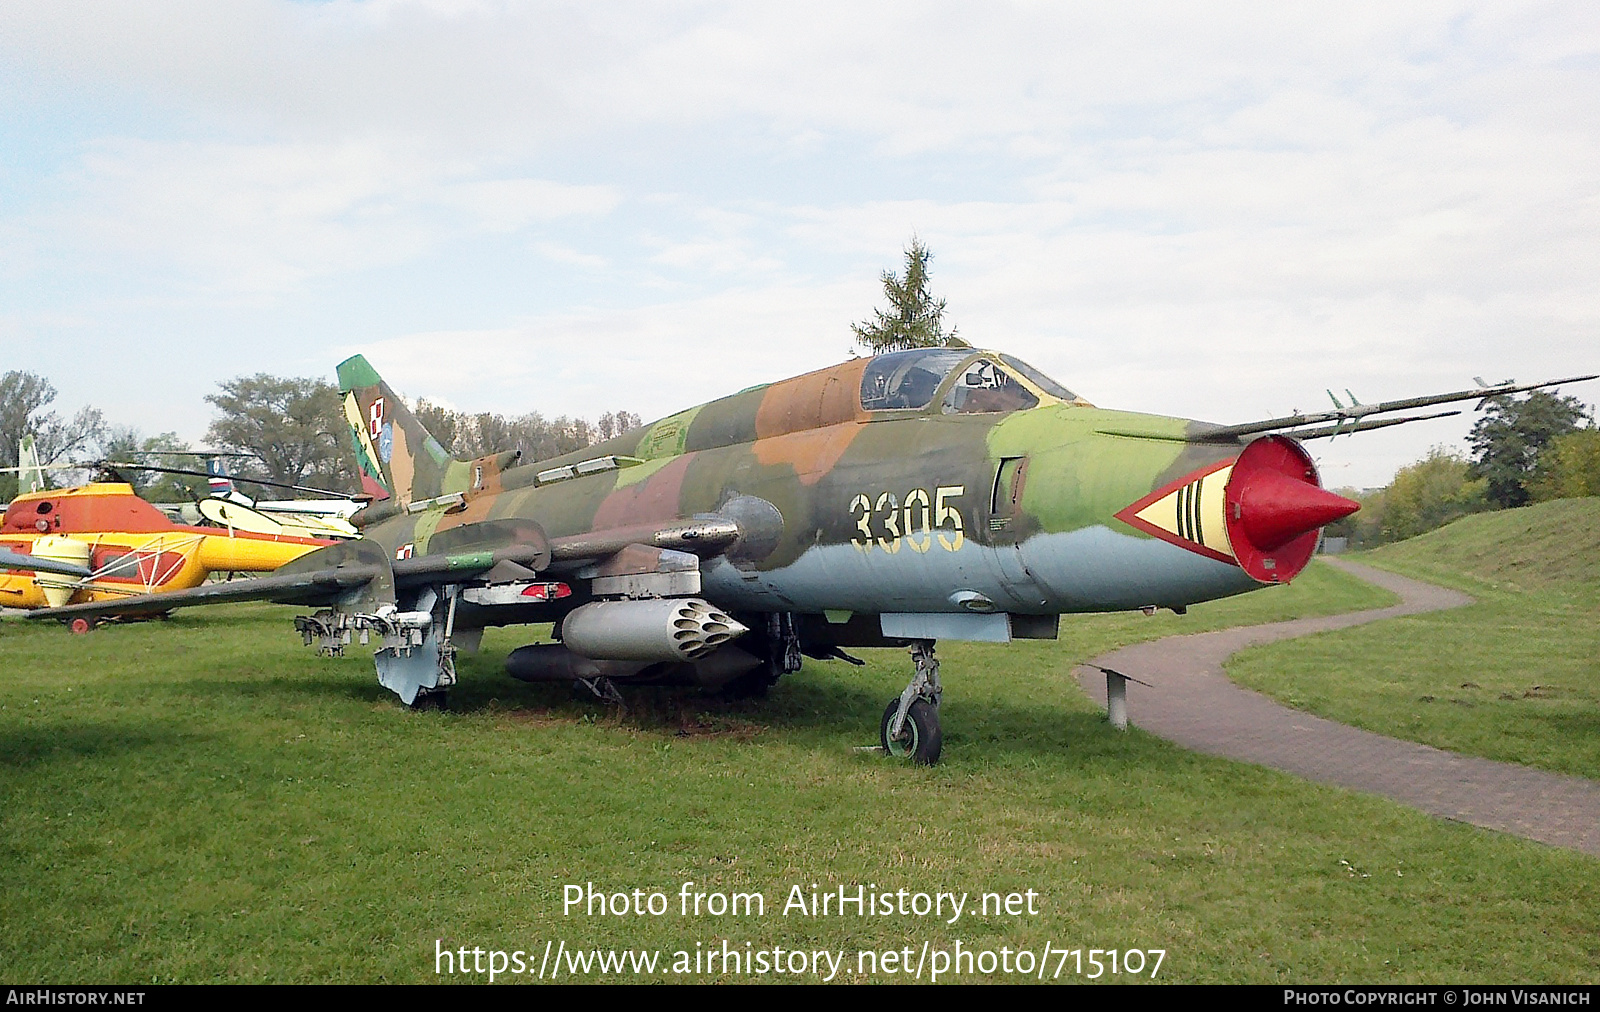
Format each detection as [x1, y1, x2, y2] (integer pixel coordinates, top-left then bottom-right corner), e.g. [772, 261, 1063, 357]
[17, 436, 46, 493]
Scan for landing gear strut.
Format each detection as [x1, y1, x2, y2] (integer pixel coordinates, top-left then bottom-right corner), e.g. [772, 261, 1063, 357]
[722, 612, 802, 699]
[409, 687, 450, 711]
[881, 640, 943, 764]
[576, 675, 626, 708]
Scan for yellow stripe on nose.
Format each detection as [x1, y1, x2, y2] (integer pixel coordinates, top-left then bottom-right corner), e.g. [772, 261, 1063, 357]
[1129, 464, 1236, 560]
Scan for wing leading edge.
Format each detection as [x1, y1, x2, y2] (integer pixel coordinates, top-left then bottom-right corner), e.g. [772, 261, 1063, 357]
[20, 513, 743, 624]
[24, 538, 397, 622]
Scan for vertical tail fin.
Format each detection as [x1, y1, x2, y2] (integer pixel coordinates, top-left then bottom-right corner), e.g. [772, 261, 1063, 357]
[17, 435, 46, 493]
[337, 355, 461, 507]
[206, 457, 238, 500]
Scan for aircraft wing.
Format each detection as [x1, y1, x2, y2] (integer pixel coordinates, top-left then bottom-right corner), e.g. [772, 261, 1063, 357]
[546, 516, 742, 566]
[22, 510, 746, 625]
[0, 548, 94, 579]
[20, 513, 739, 623]
[1187, 374, 1598, 443]
[24, 538, 398, 622]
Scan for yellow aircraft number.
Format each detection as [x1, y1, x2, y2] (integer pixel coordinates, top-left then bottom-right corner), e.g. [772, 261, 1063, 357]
[849, 485, 965, 554]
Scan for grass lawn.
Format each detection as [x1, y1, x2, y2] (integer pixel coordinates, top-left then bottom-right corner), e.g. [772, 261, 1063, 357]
[1229, 498, 1600, 779]
[3, 559, 1597, 984]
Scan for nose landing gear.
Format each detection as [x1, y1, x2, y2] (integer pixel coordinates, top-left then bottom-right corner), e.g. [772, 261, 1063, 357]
[881, 640, 943, 764]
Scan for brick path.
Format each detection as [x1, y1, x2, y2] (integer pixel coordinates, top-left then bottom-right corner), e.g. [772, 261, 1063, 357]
[1075, 559, 1600, 856]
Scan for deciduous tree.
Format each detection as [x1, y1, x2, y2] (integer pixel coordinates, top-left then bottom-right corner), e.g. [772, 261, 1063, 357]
[1378, 447, 1489, 541]
[0, 371, 105, 499]
[99, 427, 205, 501]
[410, 401, 642, 464]
[597, 411, 643, 441]
[1468, 391, 1590, 508]
[1527, 427, 1600, 502]
[205, 375, 351, 493]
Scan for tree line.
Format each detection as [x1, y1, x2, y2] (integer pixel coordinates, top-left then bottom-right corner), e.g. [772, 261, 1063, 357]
[0, 369, 640, 503]
[412, 400, 642, 465]
[1327, 390, 1600, 547]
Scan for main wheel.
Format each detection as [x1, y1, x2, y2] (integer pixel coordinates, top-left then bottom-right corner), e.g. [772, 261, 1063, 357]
[880, 697, 942, 765]
[409, 689, 449, 712]
[718, 665, 779, 699]
[67, 617, 95, 635]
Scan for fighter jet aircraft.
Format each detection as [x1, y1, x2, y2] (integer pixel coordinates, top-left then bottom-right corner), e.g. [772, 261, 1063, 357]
[29, 350, 1595, 763]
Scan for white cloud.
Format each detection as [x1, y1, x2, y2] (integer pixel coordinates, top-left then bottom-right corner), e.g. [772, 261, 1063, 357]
[31, 138, 621, 293]
[59, 138, 435, 293]
[532, 242, 608, 270]
[440, 178, 620, 232]
[346, 279, 874, 422]
[11, 2, 1585, 155]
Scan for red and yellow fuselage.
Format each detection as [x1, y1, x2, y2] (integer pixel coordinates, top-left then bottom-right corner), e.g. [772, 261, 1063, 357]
[0, 483, 331, 611]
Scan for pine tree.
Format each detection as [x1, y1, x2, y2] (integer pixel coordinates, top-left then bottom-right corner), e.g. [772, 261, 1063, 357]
[851, 237, 968, 353]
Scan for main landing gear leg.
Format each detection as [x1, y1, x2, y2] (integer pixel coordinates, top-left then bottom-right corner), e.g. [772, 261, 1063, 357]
[880, 640, 943, 765]
[410, 687, 450, 711]
[576, 676, 626, 709]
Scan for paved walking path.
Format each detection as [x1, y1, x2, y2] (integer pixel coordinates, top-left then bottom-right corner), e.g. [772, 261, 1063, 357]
[1075, 559, 1600, 856]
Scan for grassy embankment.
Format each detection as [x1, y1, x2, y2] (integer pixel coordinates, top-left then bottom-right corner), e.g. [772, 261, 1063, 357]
[1230, 497, 1600, 779]
[3, 560, 1597, 983]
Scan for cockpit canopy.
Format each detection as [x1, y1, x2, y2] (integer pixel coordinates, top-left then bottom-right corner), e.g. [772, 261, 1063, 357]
[524, 346, 1088, 475]
[859, 348, 1078, 414]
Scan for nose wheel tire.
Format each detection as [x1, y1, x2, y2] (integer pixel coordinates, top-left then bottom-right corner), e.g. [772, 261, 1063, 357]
[880, 697, 942, 765]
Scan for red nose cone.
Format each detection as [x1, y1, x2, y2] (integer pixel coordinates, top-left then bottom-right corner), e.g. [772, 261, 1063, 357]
[1224, 435, 1357, 583]
[1237, 469, 1361, 552]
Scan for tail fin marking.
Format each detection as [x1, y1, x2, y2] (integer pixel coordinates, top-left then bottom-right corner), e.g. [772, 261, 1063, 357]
[336, 354, 470, 509]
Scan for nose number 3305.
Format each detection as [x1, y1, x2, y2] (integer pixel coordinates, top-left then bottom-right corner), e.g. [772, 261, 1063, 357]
[849, 485, 966, 554]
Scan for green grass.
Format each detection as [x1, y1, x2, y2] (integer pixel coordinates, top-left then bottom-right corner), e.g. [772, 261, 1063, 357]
[3, 561, 1597, 984]
[1230, 498, 1600, 778]
[1363, 497, 1600, 592]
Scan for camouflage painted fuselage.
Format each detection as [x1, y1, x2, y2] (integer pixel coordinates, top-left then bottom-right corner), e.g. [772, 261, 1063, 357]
[340, 350, 1272, 632]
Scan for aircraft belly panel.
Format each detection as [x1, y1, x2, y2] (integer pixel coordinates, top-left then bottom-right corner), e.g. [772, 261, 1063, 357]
[700, 525, 1259, 616]
[1016, 525, 1260, 610]
[980, 543, 1050, 611]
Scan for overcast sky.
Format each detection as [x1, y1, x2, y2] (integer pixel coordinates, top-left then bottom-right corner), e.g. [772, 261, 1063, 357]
[2, 1, 1597, 487]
